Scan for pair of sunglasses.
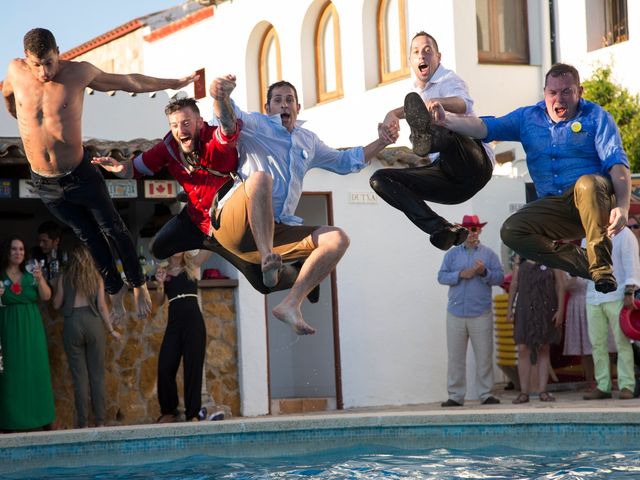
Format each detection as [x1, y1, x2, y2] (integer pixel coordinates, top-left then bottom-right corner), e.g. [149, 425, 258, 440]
[467, 226, 482, 233]
[628, 224, 640, 230]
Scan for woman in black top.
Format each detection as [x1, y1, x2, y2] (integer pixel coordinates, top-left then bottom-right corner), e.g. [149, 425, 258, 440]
[154, 249, 211, 422]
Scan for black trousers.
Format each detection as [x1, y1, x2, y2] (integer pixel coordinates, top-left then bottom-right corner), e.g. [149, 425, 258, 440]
[369, 134, 492, 233]
[30, 152, 144, 294]
[157, 300, 206, 420]
[151, 206, 297, 294]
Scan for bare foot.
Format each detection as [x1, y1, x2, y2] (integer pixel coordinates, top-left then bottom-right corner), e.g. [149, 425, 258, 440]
[133, 283, 152, 319]
[109, 285, 127, 324]
[272, 302, 316, 335]
[261, 252, 282, 288]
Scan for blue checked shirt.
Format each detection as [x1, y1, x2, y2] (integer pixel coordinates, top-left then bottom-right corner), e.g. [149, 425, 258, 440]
[438, 243, 505, 317]
[482, 98, 628, 198]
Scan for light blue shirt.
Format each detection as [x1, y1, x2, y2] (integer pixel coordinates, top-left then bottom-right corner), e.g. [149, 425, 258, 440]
[437, 243, 505, 317]
[482, 98, 628, 198]
[219, 103, 366, 225]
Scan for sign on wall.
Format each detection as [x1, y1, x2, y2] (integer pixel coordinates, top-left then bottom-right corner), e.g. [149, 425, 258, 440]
[144, 180, 178, 198]
[348, 191, 377, 204]
[0, 179, 12, 199]
[106, 179, 138, 198]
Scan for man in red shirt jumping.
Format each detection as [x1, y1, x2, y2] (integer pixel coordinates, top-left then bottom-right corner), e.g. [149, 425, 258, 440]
[93, 87, 303, 294]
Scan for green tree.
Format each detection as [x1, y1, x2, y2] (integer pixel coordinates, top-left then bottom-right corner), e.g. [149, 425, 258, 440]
[582, 64, 640, 173]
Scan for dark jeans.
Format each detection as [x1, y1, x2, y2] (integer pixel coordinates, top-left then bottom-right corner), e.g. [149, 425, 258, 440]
[151, 206, 297, 294]
[501, 174, 614, 280]
[369, 134, 492, 233]
[30, 152, 144, 294]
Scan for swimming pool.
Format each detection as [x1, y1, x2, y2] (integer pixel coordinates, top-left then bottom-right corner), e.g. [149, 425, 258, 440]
[2, 410, 640, 479]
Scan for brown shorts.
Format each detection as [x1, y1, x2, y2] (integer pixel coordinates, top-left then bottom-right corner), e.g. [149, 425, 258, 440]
[212, 183, 319, 264]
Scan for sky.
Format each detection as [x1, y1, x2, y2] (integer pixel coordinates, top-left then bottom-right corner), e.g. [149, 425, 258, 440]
[0, 0, 183, 78]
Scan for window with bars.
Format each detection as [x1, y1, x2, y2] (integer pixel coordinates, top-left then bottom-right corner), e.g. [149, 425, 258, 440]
[603, 0, 628, 47]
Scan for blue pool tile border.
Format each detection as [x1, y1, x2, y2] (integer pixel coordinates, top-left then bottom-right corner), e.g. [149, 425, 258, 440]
[3, 411, 640, 474]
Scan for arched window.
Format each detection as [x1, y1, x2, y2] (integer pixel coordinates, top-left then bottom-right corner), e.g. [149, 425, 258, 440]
[259, 26, 282, 111]
[377, 0, 409, 84]
[315, 2, 343, 103]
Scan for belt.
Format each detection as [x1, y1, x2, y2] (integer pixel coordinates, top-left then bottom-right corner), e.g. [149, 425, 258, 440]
[168, 293, 199, 303]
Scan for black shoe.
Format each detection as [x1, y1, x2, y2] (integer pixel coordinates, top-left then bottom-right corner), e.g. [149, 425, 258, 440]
[481, 396, 500, 405]
[404, 92, 432, 156]
[430, 224, 469, 251]
[441, 399, 463, 407]
[594, 274, 617, 294]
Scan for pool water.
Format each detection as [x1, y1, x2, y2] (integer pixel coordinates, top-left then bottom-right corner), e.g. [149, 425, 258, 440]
[7, 444, 640, 479]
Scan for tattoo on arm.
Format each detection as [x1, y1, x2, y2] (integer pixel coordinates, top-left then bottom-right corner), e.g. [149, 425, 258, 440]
[216, 97, 237, 136]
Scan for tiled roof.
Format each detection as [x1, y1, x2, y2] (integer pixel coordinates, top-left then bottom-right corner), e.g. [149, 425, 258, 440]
[60, 20, 144, 60]
[143, 6, 214, 43]
[0, 138, 425, 168]
[60, 2, 211, 60]
[0, 137, 160, 163]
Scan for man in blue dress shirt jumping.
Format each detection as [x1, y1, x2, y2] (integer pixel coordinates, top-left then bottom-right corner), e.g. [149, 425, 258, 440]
[429, 63, 630, 294]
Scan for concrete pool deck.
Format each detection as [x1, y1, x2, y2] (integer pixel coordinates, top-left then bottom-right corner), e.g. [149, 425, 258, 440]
[1, 385, 639, 450]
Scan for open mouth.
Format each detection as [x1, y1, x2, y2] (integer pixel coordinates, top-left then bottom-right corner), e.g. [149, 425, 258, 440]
[280, 113, 291, 123]
[554, 106, 567, 117]
[179, 136, 193, 150]
[418, 62, 428, 75]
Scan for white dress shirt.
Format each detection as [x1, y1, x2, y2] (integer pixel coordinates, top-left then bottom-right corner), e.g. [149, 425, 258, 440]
[414, 64, 495, 164]
[586, 227, 640, 305]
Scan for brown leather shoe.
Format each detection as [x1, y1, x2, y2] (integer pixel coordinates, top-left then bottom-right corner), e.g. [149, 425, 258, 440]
[583, 388, 612, 400]
[619, 388, 634, 400]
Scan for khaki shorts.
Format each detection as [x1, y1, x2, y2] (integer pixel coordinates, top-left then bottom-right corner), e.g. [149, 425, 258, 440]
[212, 183, 318, 264]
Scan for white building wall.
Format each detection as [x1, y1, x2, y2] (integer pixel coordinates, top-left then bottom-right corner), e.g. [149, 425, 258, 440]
[555, 0, 640, 94]
[135, 0, 548, 414]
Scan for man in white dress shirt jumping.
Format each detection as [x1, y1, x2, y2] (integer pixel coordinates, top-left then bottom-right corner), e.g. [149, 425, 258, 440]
[369, 31, 495, 251]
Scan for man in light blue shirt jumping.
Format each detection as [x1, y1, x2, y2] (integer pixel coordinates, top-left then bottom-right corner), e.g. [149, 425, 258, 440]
[210, 76, 397, 335]
[430, 63, 630, 294]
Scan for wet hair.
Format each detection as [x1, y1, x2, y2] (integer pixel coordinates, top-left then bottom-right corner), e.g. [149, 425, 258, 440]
[164, 97, 200, 116]
[266, 81, 299, 105]
[0, 237, 27, 274]
[23, 28, 58, 57]
[64, 244, 101, 299]
[37, 220, 61, 240]
[545, 63, 581, 87]
[411, 31, 439, 52]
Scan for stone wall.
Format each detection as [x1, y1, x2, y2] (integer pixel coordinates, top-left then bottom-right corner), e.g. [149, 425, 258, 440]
[42, 283, 239, 429]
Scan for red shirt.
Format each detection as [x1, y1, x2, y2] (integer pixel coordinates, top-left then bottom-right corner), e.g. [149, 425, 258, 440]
[133, 123, 239, 235]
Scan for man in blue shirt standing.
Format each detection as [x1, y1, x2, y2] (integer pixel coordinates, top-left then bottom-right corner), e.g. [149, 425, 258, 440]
[430, 63, 630, 293]
[437, 215, 504, 406]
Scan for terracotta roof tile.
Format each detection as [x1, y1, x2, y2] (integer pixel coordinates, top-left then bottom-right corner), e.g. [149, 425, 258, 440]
[0, 137, 160, 163]
[144, 7, 214, 42]
[61, 20, 144, 60]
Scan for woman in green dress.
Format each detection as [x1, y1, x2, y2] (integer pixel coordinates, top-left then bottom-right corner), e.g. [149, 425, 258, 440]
[0, 237, 54, 431]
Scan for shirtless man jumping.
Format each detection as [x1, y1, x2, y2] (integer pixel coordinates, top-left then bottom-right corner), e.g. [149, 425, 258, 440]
[2, 28, 197, 320]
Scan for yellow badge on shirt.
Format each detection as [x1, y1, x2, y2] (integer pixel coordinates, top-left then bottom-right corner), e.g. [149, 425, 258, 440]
[571, 121, 582, 133]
